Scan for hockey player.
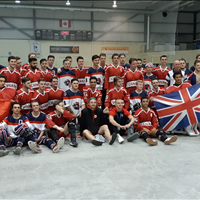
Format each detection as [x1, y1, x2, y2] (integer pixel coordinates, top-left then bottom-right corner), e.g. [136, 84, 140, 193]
[80, 97, 117, 146]
[0, 102, 41, 157]
[152, 55, 171, 88]
[48, 77, 64, 113]
[104, 53, 124, 91]
[47, 55, 57, 76]
[123, 58, 144, 94]
[16, 77, 34, 115]
[0, 56, 21, 90]
[99, 53, 107, 70]
[179, 58, 192, 81]
[118, 53, 130, 71]
[46, 100, 76, 146]
[188, 60, 200, 85]
[143, 62, 157, 92]
[137, 59, 146, 74]
[63, 78, 85, 147]
[15, 56, 22, 72]
[58, 59, 75, 92]
[109, 99, 138, 144]
[40, 58, 54, 88]
[83, 76, 102, 107]
[85, 55, 105, 91]
[165, 60, 185, 87]
[134, 97, 178, 146]
[71, 56, 90, 92]
[0, 75, 17, 101]
[130, 80, 148, 115]
[23, 58, 43, 90]
[148, 78, 166, 112]
[31, 78, 49, 114]
[22, 53, 36, 69]
[27, 101, 64, 153]
[105, 76, 129, 111]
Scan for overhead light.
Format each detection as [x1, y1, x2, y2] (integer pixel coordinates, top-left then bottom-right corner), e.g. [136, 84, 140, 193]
[112, 1, 117, 8]
[15, 0, 20, 3]
[66, 0, 71, 5]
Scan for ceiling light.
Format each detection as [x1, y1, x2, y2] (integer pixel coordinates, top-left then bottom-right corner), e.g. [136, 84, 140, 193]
[66, 0, 71, 5]
[112, 1, 117, 8]
[15, 0, 20, 3]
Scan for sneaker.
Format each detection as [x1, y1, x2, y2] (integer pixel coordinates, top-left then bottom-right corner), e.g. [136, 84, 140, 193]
[92, 140, 103, 146]
[95, 134, 106, 143]
[146, 138, 158, 146]
[13, 146, 22, 155]
[70, 138, 78, 147]
[127, 132, 140, 142]
[117, 135, 124, 144]
[28, 141, 41, 153]
[52, 137, 65, 153]
[0, 146, 9, 157]
[109, 132, 117, 145]
[164, 135, 178, 145]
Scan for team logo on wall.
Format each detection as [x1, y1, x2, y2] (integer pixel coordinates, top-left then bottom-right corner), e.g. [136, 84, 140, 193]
[73, 102, 80, 110]
[64, 80, 71, 86]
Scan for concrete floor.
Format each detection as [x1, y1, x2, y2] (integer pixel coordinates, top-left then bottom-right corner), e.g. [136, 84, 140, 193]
[1, 135, 200, 199]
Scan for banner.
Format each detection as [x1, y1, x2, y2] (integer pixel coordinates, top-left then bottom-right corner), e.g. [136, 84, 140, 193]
[101, 47, 129, 55]
[50, 46, 79, 53]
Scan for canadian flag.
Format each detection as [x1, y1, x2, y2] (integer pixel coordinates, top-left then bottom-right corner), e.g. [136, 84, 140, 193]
[59, 20, 71, 28]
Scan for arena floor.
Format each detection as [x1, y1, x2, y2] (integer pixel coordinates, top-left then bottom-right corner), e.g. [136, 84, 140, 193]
[1, 135, 200, 199]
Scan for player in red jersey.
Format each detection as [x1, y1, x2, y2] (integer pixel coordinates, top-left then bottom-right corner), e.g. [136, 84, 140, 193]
[123, 58, 144, 94]
[48, 77, 64, 113]
[105, 76, 129, 111]
[99, 53, 107, 70]
[46, 100, 74, 144]
[134, 97, 178, 146]
[71, 56, 90, 92]
[104, 53, 124, 91]
[148, 78, 166, 112]
[31, 78, 49, 114]
[16, 77, 34, 115]
[15, 56, 22, 72]
[40, 58, 54, 88]
[22, 53, 36, 69]
[83, 76, 102, 107]
[23, 58, 43, 90]
[0, 75, 17, 101]
[137, 58, 146, 75]
[0, 56, 21, 90]
[166, 72, 191, 94]
[152, 55, 171, 87]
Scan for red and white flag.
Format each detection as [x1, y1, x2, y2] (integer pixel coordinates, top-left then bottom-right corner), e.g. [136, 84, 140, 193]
[59, 20, 71, 28]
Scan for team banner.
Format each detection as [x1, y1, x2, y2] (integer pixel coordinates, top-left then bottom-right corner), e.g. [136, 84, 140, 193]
[50, 46, 79, 53]
[154, 83, 200, 132]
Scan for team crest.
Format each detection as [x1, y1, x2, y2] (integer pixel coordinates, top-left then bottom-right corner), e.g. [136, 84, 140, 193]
[64, 80, 71, 86]
[73, 102, 80, 110]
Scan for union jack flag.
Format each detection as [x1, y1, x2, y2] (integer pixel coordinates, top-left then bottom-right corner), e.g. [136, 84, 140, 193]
[153, 83, 200, 132]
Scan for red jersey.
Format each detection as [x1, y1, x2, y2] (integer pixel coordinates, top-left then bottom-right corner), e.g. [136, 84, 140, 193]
[31, 90, 49, 114]
[104, 64, 124, 90]
[137, 68, 147, 75]
[0, 87, 17, 101]
[109, 107, 131, 118]
[71, 66, 90, 92]
[0, 67, 21, 90]
[165, 82, 191, 94]
[123, 69, 144, 94]
[23, 69, 43, 90]
[152, 66, 171, 87]
[148, 87, 166, 109]
[16, 88, 34, 115]
[46, 110, 73, 127]
[134, 108, 158, 131]
[105, 87, 129, 110]
[41, 69, 54, 88]
[83, 85, 102, 107]
[22, 63, 30, 69]
[47, 87, 64, 113]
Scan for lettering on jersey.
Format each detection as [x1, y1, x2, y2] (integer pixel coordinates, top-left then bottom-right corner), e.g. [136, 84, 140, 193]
[21, 103, 31, 110]
[73, 102, 80, 110]
[109, 76, 115, 83]
[31, 82, 39, 89]
[40, 103, 49, 110]
[6, 83, 17, 90]
[78, 78, 85, 85]
[64, 80, 71, 86]
[139, 121, 152, 126]
[158, 79, 166, 86]
[126, 81, 136, 88]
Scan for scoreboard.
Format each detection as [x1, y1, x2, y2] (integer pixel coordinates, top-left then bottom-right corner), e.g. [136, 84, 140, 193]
[35, 30, 93, 41]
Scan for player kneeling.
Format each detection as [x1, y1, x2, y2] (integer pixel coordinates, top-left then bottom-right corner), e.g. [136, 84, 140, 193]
[134, 97, 178, 146]
[0, 102, 41, 157]
[26, 101, 64, 153]
[80, 97, 117, 146]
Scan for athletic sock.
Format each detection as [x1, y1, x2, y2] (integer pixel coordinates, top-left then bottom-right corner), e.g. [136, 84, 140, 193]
[156, 130, 168, 142]
[140, 131, 151, 142]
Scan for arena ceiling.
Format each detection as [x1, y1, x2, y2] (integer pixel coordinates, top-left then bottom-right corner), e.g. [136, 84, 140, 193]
[0, 1, 199, 14]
